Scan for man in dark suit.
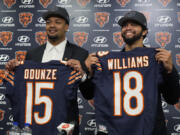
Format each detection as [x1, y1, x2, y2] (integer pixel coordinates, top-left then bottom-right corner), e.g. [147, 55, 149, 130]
[6, 6, 93, 135]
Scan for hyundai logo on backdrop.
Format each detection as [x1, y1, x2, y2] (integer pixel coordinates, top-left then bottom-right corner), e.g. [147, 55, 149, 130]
[0, 54, 9, 62]
[38, 17, 46, 24]
[97, 0, 110, 4]
[0, 16, 15, 27]
[138, 0, 150, 3]
[18, 36, 30, 43]
[19, 0, 35, 8]
[35, 17, 46, 27]
[58, 0, 71, 4]
[135, 0, 152, 7]
[93, 36, 107, 44]
[91, 36, 109, 48]
[87, 119, 96, 128]
[2, 17, 13, 24]
[0, 94, 5, 101]
[94, 0, 111, 7]
[73, 16, 90, 27]
[21, 0, 33, 4]
[0, 93, 6, 104]
[174, 124, 180, 132]
[157, 16, 171, 23]
[155, 15, 173, 27]
[57, 0, 72, 8]
[15, 36, 31, 47]
[75, 16, 88, 24]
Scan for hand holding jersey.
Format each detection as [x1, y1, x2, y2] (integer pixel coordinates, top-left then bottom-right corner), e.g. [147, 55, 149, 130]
[67, 59, 85, 76]
[155, 48, 173, 73]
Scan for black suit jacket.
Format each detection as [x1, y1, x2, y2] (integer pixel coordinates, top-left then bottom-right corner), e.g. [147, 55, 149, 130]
[25, 41, 91, 135]
[26, 41, 88, 72]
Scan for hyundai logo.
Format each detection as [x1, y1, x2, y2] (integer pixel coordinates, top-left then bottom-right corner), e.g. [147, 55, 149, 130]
[58, 0, 71, 4]
[138, 0, 151, 3]
[162, 101, 167, 109]
[87, 119, 96, 128]
[9, 115, 14, 121]
[94, 36, 107, 44]
[174, 124, 180, 132]
[75, 16, 88, 23]
[157, 16, 171, 24]
[97, 0, 110, 4]
[0, 93, 5, 101]
[77, 97, 83, 104]
[38, 17, 46, 24]
[178, 38, 180, 44]
[18, 36, 30, 43]
[0, 54, 9, 61]
[2, 16, 14, 24]
[115, 16, 123, 23]
[143, 38, 148, 44]
[21, 0, 33, 4]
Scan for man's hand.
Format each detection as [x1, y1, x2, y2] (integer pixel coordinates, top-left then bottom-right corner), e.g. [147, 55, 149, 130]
[5, 59, 20, 72]
[155, 48, 173, 73]
[67, 59, 85, 75]
[85, 53, 99, 74]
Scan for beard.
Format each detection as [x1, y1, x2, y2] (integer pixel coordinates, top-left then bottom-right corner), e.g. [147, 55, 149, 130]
[122, 30, 143, 45]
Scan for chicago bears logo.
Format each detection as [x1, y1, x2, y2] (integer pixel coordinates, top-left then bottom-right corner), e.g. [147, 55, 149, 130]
[158, 0, 171, 7]
[176, 54, 180, 67]
[88, 99, 95, 110]
[174, 98, 180, 113]
[95, 12, 110, 28]
[0, 31, 13, 46]
[116, 0, 131, 7]
[178, 12, 180, 23]
[0, 70, 6, 85]
[73, 32, 88, 47]
[19, 12, 33, 27]
[76, 0, 90, 7]
[39, 0, 52, 8]
[35, 31, 47, 45]
[0, 109, 5, 121]
[113, 32, 124, 48]
[3, 0, 16, 8]
[15, 51, 27, 62]
[155, 32, 171, 48]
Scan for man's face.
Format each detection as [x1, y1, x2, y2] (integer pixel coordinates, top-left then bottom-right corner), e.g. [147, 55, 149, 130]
[121, 21, 146, 45]
[46, 17, 69, 41]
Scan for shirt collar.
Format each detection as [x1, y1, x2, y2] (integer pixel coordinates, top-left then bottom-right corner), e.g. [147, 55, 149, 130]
[46, 39, 67, 53]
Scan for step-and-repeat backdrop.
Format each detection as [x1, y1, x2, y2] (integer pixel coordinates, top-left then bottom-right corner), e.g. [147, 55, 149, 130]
[0, 0, 179, 135]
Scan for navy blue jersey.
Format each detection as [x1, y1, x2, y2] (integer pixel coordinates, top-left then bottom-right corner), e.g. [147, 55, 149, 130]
[93, 47, 163, 135]
[4, 60, 82, 135]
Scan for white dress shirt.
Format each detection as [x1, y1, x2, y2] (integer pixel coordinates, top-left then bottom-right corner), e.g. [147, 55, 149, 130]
[41, 39, 87, 81]
[42, 39, 67, 63]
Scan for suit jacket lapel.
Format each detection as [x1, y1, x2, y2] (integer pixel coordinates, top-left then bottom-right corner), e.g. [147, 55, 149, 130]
[63, 41, 72, 61]
[36, 44, 46, 62]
